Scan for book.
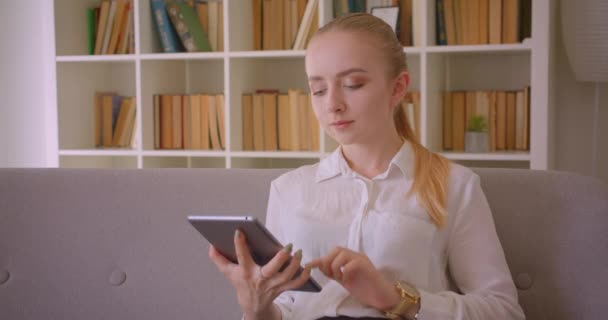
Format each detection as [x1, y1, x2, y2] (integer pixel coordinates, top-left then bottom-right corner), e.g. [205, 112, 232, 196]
[101, 95, 114, 147]
[208, 1, 219, 51]
[515, 90, 525, 150]
[488, 0, 502, 44]
[218, 1, 224, 51]
[200, 94, 210, 150]
[298, 93, 310, 150]
[94, 0, 111, 55]
[489, 91, 497, 151]
[506, 91, 516, 149]
[443, 0, 457, 45]
[287, 89, 301, 150]
[195, 2, 209, 36]
[207, 95, 222, 150]
[252, 94, 265, 151]
[495, 91, 506, 150]
[166, 1, 212, 52]
[262, 93, 278, 151]
[452, 92, 466, 151]
[443, 92, 453, 150]
[101, 0, 117, 54]
[479, 0, 489, 44]
[502, 0, 519, 44]
[116, 5, 132, 54]
[216, 94, 226, 149]
[190, 94, 202, 149]
[94, 91, 116, 147]
[397, 0, 412, 46]
[277, 94, 291, 151]
[150, 0, 183, 52]
[160, 95, 173, 149]
[252, 0, 262, 50]
[154, 95, 160, 149]
[107, 0, 128, 54]
[112, 96, 136, 147]
[172, 95, 183, 149]
[87, 7, 96, 55]
[307, 94, 320, 151]
[183, 95, 192, 149]
[436, 0, 447, 45]
[242, 94, 254, 150]
[293, 0, 318, 50]
[523, 86, 530, 150]
[468, 0, 480, 45]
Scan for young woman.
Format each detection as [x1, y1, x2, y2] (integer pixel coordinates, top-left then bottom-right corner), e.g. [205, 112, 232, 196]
[209, 13, 525, 320]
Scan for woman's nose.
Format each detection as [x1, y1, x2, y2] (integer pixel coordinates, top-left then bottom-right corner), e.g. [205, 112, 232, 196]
[327, 87, 345, 113]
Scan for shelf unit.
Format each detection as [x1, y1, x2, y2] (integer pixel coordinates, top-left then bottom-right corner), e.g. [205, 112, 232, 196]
[52, 0, 555, 170]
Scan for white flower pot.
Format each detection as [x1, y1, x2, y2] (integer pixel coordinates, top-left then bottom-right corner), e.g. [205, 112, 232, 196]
[465, 132, 489, 153]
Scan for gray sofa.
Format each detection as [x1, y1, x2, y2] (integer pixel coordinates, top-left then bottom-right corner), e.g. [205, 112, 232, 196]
[1, 168, 607, 320]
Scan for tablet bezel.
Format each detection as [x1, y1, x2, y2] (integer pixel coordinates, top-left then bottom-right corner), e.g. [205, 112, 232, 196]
[188, 215, 321, 292]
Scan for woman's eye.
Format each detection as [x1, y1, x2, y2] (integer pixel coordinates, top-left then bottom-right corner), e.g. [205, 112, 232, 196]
[344, 83, 363, 90]
[312, 89, 327, 96]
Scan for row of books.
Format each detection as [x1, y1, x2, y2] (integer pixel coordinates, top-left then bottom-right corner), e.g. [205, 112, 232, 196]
[94, 93, 137, 148]
[154, 94, 225, 150]
[334, 0, 418, 47]
[151, 0, 223, 53]
[253, 0, 318, 50]
[442, 88, 530, 152]
[436, 0, 531, 46]
[89, 0, 135, 55]
[242, 90, 319, 152]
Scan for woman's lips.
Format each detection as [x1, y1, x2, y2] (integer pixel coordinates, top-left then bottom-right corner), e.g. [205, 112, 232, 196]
[331, 120, 354, 129]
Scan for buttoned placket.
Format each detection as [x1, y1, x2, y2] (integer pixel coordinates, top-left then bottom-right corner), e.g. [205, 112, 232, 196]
[332, 174, 378, 315]
[348, 176, 377, 251]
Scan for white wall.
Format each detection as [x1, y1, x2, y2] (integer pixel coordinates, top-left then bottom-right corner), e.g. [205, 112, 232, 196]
[0, 1, 58, 167]
[555, 8, 608, 183]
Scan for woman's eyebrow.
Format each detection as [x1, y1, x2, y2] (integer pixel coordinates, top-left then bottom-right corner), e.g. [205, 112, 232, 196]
[308, 68, 368, 81]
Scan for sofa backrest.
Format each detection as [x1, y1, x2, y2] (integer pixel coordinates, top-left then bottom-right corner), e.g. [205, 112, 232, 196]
[0, 168, 606, 320]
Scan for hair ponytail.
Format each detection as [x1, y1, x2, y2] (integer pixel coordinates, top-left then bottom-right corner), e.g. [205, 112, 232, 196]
[395, 107, 450, 227]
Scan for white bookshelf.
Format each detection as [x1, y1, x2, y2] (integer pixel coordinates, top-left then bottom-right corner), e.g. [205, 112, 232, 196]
[52, 0, 555, 170]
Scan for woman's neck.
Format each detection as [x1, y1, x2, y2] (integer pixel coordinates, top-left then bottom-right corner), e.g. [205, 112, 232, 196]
[341, 135, 404, 179]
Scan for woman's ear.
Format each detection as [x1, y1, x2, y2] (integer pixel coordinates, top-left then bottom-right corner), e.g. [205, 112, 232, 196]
[390, 71, 410, 107]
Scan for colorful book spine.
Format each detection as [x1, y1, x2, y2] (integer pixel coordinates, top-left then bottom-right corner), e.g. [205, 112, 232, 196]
[150, 0, 183, 53]
[87, 7, 96, 54]
[436, 0, 447, 45]
[165, 1, 212, 52]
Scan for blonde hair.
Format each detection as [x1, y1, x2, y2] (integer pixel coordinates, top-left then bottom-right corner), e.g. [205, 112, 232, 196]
[314, 13, 451, 227]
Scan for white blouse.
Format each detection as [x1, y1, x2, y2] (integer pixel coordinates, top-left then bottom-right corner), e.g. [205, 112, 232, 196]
[264, 142, 525, 320]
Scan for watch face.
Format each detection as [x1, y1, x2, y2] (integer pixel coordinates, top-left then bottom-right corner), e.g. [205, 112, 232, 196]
[399, 281, 421, 300]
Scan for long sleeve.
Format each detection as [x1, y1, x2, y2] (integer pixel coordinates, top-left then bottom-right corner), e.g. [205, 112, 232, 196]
[417, 174, 525, 320]
[264, 180, 296, 320]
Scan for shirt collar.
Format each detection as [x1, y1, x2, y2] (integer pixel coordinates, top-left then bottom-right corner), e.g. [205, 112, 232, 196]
[315, 141, 416, 182]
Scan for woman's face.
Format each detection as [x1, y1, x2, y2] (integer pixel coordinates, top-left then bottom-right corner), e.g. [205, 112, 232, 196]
[305, 30, 407, 146]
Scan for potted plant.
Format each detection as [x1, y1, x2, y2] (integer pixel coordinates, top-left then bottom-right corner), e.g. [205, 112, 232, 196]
[465, 115, 489, 153]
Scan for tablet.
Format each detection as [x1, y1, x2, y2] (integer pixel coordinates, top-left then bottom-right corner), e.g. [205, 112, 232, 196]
[188, 215, 321, 292]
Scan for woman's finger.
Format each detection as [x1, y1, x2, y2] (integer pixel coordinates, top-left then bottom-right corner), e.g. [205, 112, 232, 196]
[271, 248, 302, 286]
[330, 250, 350, 282]
[260, 243, 293, 280]
[233, 229, 256, 271]
[277, 264, 313, 292]
[208, 245, 235, 276]
[317, 246, 346, 278]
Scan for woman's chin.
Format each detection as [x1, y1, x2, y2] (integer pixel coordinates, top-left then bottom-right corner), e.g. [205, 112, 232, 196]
[329, 134, 356, 146]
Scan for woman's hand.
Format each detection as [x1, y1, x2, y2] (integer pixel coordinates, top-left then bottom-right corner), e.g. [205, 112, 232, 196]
[307, 247, 400, 311]
[208, 229, 312, 320]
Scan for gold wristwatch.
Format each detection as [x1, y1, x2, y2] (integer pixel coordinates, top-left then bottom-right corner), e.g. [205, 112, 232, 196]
[384, 281, 421, 320]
